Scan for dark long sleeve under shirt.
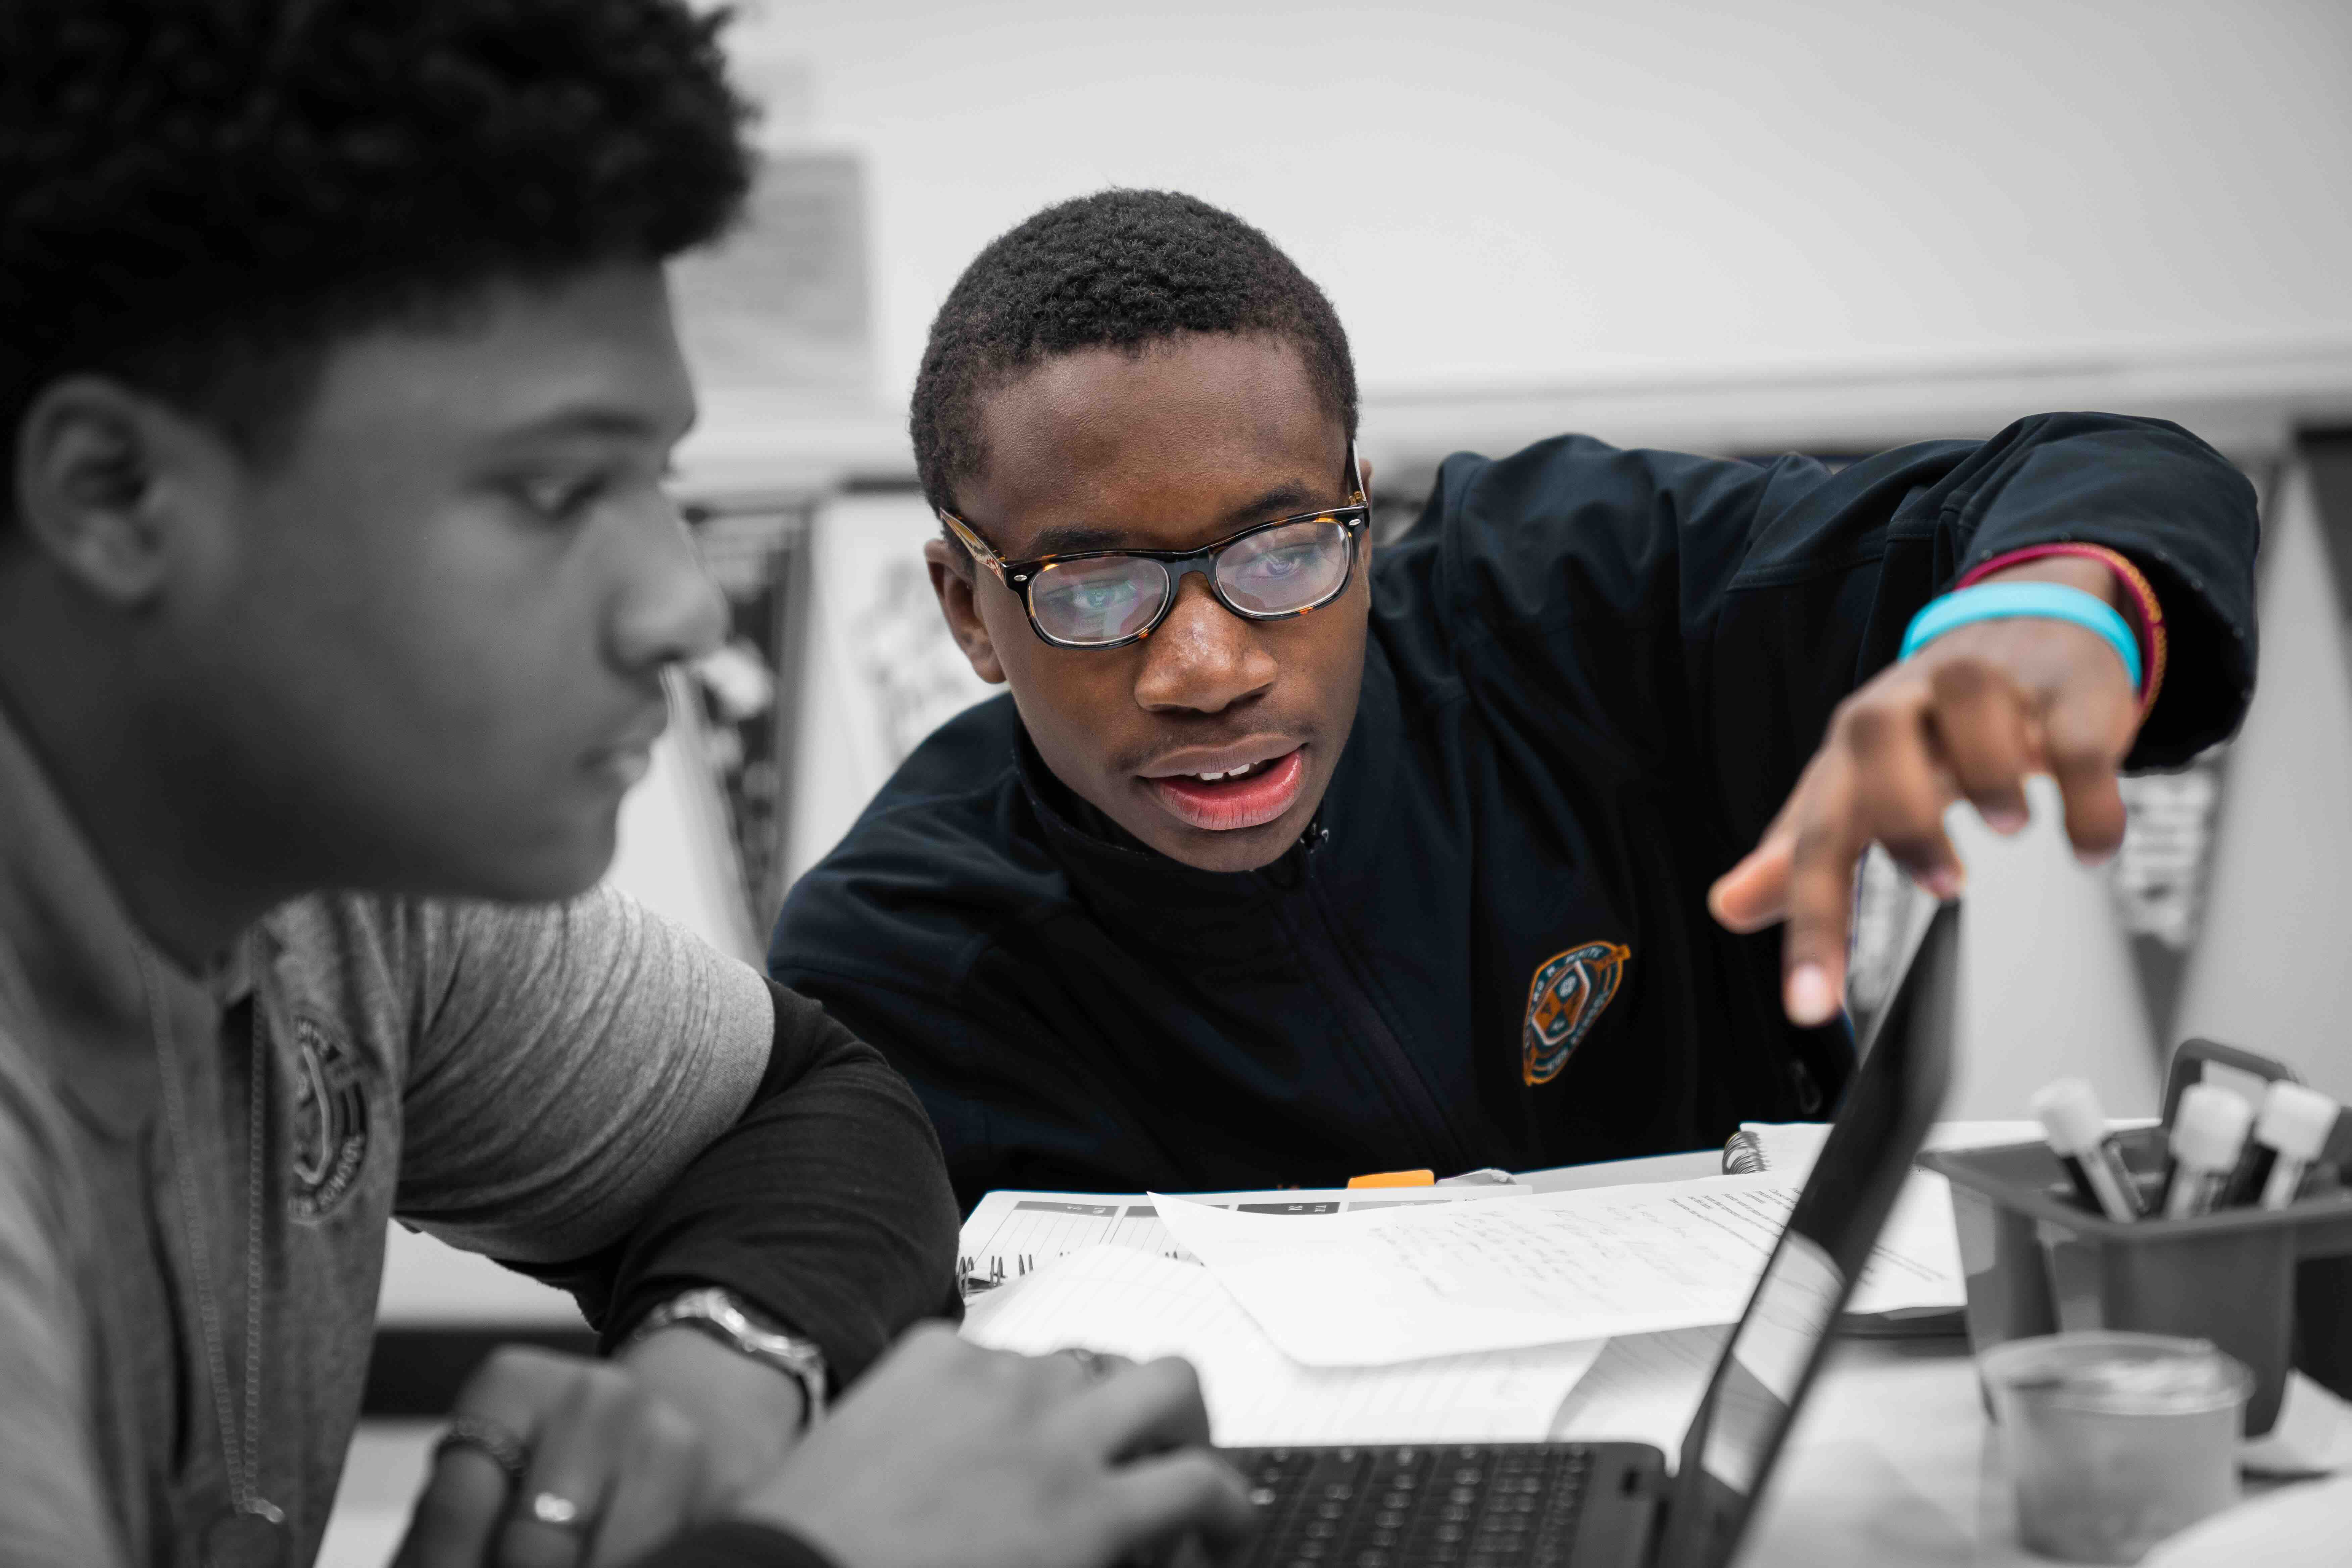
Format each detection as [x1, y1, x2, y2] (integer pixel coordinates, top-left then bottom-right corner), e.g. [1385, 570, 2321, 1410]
[506, 980, 961, 1384]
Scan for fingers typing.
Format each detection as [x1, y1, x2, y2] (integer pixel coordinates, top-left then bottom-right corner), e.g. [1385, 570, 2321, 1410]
[397, 1346, 574, 1568]
[498, 1362, 648, 1568]
[1053, 1355, 1215, 1461]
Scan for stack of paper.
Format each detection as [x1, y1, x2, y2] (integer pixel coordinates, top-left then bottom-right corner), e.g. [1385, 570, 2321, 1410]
[1150, 1172, 1967, 1366]
[955, 1164, 1970, 1449]
[962, 1244, 1601, 1446]
[956, 1183, 1526, 1296]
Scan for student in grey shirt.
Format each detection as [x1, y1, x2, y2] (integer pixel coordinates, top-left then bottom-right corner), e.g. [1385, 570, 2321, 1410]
[0, 3, 1252, 1567]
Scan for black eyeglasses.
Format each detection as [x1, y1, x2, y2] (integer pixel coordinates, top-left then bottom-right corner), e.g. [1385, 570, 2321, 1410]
[939, 444, 1369, 650]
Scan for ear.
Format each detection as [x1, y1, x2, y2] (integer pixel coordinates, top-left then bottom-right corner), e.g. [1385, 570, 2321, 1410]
[923, 536, 1008, 686]
[10, 376, 210, 607]
[1356, 453, 1377, 566]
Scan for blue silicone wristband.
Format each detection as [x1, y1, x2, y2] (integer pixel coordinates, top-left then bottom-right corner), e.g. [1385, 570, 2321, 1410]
[1899, 582, 2142, 692]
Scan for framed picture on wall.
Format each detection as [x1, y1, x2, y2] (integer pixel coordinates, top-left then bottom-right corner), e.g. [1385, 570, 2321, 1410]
[683, 493, 820, 936]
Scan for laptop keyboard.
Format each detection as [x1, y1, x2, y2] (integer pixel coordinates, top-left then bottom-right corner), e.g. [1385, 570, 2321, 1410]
[1229, 1444, 1598, 1568]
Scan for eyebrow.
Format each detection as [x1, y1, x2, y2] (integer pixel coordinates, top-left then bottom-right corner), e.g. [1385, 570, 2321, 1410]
[1019, 482, 1327, 559]
[1025, 522, 1134, 556]
[493, 402, 696, 448]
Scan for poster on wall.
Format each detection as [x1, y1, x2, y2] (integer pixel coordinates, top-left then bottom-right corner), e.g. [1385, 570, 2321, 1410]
[685, 498, 818, 935]
[782, 491, 1000, 889]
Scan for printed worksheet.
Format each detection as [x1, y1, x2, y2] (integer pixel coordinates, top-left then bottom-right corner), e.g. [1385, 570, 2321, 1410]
[1153, 1172, 1966, 1366]
[962, 1244, 1602, 1446]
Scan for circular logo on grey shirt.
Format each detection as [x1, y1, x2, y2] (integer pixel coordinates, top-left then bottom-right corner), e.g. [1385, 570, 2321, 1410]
[289, 1017, 370, 1221]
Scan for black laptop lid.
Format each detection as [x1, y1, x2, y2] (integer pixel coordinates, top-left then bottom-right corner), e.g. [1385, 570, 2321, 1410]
[1656, 897, 1960, 1568]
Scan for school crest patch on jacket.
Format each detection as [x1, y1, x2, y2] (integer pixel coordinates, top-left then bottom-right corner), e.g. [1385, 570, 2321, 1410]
[1522, 941, 1631, 1085]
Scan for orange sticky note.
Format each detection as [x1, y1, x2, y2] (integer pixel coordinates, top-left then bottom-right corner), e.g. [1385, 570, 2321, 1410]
[1346, 1169, 1435, 1189]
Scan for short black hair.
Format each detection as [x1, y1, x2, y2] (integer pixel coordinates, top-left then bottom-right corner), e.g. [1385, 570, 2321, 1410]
[910, 189, 1358, 524]
[0, 0, 755, 526]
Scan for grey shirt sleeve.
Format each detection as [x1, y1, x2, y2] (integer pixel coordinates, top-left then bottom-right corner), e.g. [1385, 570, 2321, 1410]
[0, 1044, 124, 1566]
[394, 887, 774, 1263]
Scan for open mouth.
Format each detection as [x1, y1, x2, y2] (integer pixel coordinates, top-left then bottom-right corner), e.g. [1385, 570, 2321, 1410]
[1143, 747, 1308, 832]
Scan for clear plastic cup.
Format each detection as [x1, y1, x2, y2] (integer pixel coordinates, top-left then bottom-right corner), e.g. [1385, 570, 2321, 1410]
[1981, 1331, 2251, 1564]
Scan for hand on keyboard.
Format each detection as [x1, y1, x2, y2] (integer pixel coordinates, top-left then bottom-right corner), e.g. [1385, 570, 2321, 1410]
[740, 1323, 1260, 1568]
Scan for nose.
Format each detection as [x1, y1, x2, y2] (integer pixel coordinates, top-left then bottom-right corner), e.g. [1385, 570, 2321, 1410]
[605, 492, 729, 675]
[1131, 570, 1278, 715]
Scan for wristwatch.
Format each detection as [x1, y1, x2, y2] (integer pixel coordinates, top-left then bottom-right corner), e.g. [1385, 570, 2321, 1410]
[627, 1286, 828, 1430]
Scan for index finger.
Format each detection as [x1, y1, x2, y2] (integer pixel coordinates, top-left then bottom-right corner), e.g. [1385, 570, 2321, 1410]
[1053, 1356, 1215, 1461]
[1778, 757, 1866, 1027]
[1097, 1449, 1260, 1560]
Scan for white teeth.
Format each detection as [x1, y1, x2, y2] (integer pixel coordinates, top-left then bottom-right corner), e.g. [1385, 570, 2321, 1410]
[1193, 760, 1259, 783]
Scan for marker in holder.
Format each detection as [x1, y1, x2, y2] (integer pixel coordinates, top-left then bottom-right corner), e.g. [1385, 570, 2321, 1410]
[2228, 1082, 2342, 1211]
[2164, 1084, 2255, 1220]
[2030, 1077, 2144, 1222]
[1932, 1042, 2352, 1438]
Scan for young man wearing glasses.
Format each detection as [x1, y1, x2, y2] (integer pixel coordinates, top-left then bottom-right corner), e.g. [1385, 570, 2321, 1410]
[772, 189, 2260, 1213]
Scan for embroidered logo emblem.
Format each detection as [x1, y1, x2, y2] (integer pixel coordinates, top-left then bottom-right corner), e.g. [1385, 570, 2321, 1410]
[289, 1017, 370, 1221]
[1522, 941, 1631, 1085]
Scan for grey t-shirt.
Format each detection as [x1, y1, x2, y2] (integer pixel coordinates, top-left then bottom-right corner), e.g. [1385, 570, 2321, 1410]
[0, 711, 773, 1566]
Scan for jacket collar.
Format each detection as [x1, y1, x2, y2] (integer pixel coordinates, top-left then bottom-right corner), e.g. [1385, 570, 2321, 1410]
[0, 698, 256, 1134]
[1013, 641, 1404, 957]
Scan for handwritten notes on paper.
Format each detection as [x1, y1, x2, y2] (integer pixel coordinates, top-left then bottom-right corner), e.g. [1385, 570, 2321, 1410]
[963, 1244, 1603, 1446]
[1152, 1173, 1965, 1367]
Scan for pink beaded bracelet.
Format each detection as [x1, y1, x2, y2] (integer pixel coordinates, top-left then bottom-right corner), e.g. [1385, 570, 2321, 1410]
[1956, 543, 2166, 718]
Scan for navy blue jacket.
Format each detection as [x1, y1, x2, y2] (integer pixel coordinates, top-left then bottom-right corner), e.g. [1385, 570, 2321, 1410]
[772, 417, 2259, 1212]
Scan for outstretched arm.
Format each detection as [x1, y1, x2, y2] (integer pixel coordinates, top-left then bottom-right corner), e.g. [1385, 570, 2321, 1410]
[1417, 412, 2257, 1029]
[1709, 550, 2148, 1022]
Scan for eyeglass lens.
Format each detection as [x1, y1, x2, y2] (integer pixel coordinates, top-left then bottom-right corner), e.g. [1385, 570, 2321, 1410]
[1026, 518, 1353, 646]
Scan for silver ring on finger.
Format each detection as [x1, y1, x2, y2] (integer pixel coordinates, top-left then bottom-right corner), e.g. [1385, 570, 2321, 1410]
[525, 1491, 587, 1530]
[434, 1416, 530, 1487]
[1062, 1346, 1112, 1382]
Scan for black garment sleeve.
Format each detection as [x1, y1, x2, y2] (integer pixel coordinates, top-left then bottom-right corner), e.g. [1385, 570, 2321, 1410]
[1415, 412, 2260, 848]
[503, 980, 961, 1386]
[625, 1520, 840, 1568]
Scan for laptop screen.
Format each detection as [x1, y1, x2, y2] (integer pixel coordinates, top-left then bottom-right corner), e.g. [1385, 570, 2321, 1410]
[1658, 897, 1959, 1568]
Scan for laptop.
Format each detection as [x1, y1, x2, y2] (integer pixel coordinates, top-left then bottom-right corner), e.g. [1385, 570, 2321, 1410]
[1225, 897, 1960, 1568]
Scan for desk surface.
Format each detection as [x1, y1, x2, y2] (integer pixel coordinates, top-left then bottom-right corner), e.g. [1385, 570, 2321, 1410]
[1521, 1148, 2034, 1566]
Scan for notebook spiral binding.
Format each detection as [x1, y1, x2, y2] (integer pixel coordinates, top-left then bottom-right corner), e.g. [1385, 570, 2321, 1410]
[1722, 1128, 1770, 1175]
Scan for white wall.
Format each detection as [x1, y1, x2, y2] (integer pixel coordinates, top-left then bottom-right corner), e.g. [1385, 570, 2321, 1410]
[722, 0, 2352, 405]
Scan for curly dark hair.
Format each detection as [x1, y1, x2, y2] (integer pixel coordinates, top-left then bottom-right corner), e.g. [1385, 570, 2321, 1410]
[910, 189, 1358, 530]
[0, 0, 755, 524]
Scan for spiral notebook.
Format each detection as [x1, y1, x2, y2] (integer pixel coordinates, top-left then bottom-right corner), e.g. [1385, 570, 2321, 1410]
[956, 1182, 1529, 1298]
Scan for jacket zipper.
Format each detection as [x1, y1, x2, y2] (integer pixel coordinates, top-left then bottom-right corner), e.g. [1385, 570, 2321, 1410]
[1281, 843, 1477, 1174]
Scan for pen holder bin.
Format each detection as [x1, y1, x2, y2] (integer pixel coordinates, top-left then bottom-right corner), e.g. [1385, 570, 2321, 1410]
[1923, 1129, 2352, 1437]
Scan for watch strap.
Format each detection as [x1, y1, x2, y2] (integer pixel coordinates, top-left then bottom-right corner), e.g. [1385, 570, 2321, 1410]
[629, 1286, 828, 1429]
